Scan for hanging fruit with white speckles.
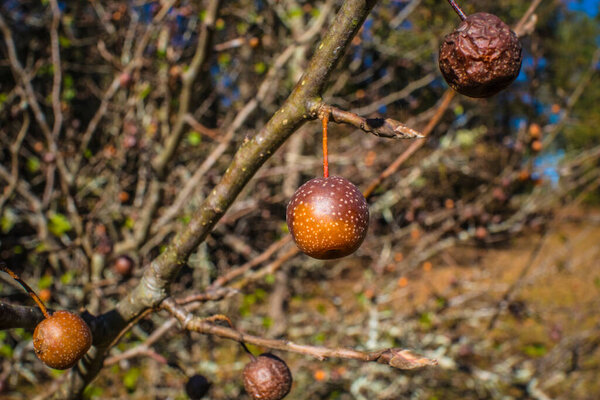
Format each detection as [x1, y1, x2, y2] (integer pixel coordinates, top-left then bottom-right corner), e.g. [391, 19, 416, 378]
[286, 113, 369, 259]
[286, 176, 369, 259]
[33, 310, 92, 369]
[0, 263, 92, 370]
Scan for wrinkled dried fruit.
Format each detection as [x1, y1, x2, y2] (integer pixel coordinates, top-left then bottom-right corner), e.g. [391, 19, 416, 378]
[286, 176, 369, 259]
[243, 353, 292, 400]
[185, 374, 211, 399]
[439, 12, 522, 98]
[33, 310, 92, 369]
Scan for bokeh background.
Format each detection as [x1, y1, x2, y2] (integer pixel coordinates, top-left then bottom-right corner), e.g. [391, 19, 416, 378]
[0, 0, 599, 398]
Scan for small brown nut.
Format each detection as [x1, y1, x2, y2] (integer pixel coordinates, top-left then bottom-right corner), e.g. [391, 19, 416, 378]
[439, 12, 522, 98]
[243, 353, 292, 400]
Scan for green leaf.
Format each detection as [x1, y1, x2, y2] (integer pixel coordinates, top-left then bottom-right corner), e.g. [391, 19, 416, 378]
[456, 129, 475, 148]
[14, 328, 26, 337]
[262, 316, 273, 328]
[243, 293, 257, 306]
[419, 312, 433, 329]
[254, 62, 266, 74]
[218, 53, 231, 67]
[279, 222, 289, 234]
[49, 213, 72, 236]
[187, 131, 202, 146]
[38, 275, 53, 290]
[27, 156, 41, 173]
[288, 6, 303, 19]
[523, 343, 547, 357]
[83, 385, 104, 399]
[59, 36, 71, 48]
[36, 243, 48, 253]
[313, 332, 326, 344]
[124, 217, 135, 229]
[356, 292, 367, 306]
[63, 88, 76, 102]
[254, 288, 267, 301]
[0, 344, 12, 358]
[50, 368, 66, 376]
[236, 22, 248, 35]
[139, 83, 151, 100]
[1, 208, 17, 234]
[123, 367, 141, 391]
[61, 271, 74, 285]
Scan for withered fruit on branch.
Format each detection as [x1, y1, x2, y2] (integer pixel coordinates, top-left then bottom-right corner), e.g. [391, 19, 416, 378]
[439, 12, 522, 98]
[243, 353, 292, 400]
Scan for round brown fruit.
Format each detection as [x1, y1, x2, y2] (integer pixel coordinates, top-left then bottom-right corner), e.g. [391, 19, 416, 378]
[185, 374, 211, 399]
[439, 12, 522, 98]
[33, 310, 92, 369]
[286, 176, 369, 259]
[113, 255, 134, 278]
[243, 353, 292, 400]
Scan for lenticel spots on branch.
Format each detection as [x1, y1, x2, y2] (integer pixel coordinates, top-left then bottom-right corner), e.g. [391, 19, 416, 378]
[286, 176, 369, 259]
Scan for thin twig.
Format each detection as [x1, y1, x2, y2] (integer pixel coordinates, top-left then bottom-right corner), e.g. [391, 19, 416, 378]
[446, 0, 467, 21]
[321, 104, 423, 139]
[0, 114, 29, 212]
[163, 298, 437, 369]
[363, 89, 456, 198]
[513, 0, 543, 37]
[152, 0, 222, 176]
[351, 73, 436, 116]
[0, 263, 50, 318]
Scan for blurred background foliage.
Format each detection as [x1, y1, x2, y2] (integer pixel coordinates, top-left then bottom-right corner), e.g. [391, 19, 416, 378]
[0, 0, 599, 398]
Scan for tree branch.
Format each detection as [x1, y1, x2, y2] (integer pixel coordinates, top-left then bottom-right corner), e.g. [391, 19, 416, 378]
[320, 104, 423, 139]
[0, 302, 46, 330]
[43, 1, 400, 396]
[163, 298, 436, 369]
[113, 0, 379, 329]
[152, 0, 222, 176]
